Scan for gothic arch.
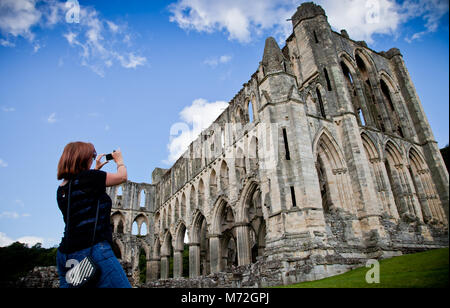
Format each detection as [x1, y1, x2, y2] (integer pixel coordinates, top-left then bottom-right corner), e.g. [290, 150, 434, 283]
[161, 230, 173, 256]
[235, 147, 246, 184]
[190, 209, 208, 243]
[384, 140, 421, 220]
[152, 237, 161, 259]
[211, 196, 233, 234]
[338, 50, 356, 68]
[361, 132, 380, 160]
[236, 180, 259, 222]
[112, 238, 125, 260]
[315, 83, 327, 117]
[312, 128, 346, 169]
[138, 189, 146, 208]
[249, 136, 259, 172]
[408, 146, 446, 223]
[209, 168, 218, 201]
[181, 193, 187, 221]
[384, 140, 404, 165]
[189, 185, 196, 218]
[361, 133, 398, 217]
[174, 198, 180, 222]
[133, 214, 149, 236]
[314, 130, 355, 213]
[245, 97, 256, 123]
[198, 178, 205, 210]
[340, 53, 370, 126]
[235, 179, 265, 264]
[111, 211, 126, 234]
[354, 48, 378, 74]
[219, 160, 229, 191]
[174, 221, 188, 251]
[379, 75, 406, 137]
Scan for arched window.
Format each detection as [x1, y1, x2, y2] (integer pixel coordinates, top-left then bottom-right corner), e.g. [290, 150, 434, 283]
[316, 88, 326, 118]
[132, 221, 139, 235]
[140, 190, 146, 208]
[141, 222, 148, 236]
[357, 108, 366, 126]
[381, 79, 404, 137]
[210, 169, 217, 198]
[221, 127, 225, 149]
[316, 156, 330, 213]
[248, 101, 254, 123]
[380, 79, 395, 111]
[324, 68, 332, 91]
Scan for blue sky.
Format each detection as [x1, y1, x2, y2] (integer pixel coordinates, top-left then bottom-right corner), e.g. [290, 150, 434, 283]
[0, 0, 448, 247]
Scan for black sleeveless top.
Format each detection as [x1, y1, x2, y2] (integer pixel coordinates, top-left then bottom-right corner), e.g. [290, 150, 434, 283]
[57, 170, 112, 254]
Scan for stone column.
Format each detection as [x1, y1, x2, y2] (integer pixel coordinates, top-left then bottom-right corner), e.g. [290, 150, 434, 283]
[235, 223, 251, 266]
[173, 249, 184, 278]
[189, 243, 200, 278]
[390, 50, 449, 221]
[209, 234, 222, 273]
[148, 258, 160, 281]
[160, 255, 169, 279]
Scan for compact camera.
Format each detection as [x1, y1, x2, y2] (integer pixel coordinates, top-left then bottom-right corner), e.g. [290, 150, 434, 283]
[105, 150, 116, 161]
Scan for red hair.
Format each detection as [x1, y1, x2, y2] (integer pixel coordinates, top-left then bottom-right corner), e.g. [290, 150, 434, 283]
[57, 142, 96, 180]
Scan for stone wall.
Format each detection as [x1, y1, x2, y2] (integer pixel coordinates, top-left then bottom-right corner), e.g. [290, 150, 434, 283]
[16, 266, 59, 288]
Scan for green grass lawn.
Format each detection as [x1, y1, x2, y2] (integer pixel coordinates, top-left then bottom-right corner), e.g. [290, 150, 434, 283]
[277, 248, 449, 288]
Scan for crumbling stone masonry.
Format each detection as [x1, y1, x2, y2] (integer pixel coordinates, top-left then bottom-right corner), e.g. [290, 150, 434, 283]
[107, 2, 448, 287]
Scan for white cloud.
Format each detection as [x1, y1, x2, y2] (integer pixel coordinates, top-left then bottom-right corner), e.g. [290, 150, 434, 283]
[203, 54, 232, 67]
[169, 0, 294, 43]
[0, 158, 8, 168]
[61, 6, 147, 76]
[115, 52, 147, 69]
[401, 0, 449, 42]
[0, 0, 42, 41]
[16, 236, 42, 247]
[0, 38, 15, 47]
[47, 112, 57, 123]
[2, 106, 15, 112]
[0, 232, 14, 247]
[168, 0, 449, 44]
[0, 232, 48, 248]
[106, 20, 119, 33]
[33, 42, 41, 53]
[0, 0, 147, 76]
[317, 0, 402, 43]
[165, 98, 228, 164]
[0, 211, 20, 219]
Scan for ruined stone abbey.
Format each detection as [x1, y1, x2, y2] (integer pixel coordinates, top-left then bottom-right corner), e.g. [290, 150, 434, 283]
[107, 2, 449, 287]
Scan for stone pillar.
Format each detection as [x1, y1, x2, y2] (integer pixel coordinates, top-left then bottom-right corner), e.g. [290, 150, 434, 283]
[189, 243, 200, 278]
[209, 234, 221, 273]
[173, 249, 183, 278]
[160, 255, 169, 279]
[235, 224, 251, 266]
[148, 258, 160, 281]
[389, 50, 449, 221]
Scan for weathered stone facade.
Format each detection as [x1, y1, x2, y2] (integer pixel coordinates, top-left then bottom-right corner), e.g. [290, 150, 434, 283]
[107, 2, 449, 287]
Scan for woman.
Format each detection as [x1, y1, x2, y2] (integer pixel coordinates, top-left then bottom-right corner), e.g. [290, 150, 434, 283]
[56, 142, 131, 288]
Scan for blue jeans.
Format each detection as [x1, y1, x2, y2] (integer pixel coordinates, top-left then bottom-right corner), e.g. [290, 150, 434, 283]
[57, 241, 132, 288]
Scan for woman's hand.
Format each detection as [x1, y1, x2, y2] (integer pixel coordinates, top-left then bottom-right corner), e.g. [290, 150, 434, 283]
[112, 148, 124, 165]
[95, 154, 109, 170]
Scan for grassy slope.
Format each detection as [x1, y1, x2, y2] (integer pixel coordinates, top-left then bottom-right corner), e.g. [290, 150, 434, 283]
[277, 248, 449, 288]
